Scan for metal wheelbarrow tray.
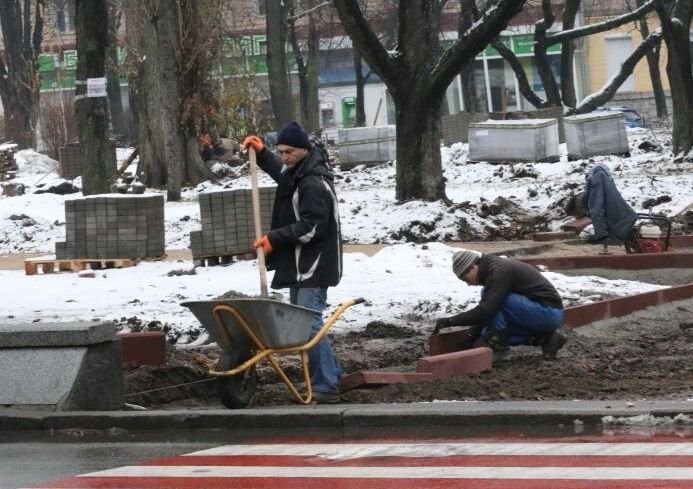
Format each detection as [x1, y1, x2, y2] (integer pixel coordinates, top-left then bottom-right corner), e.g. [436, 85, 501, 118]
[182, 297, 363, 408]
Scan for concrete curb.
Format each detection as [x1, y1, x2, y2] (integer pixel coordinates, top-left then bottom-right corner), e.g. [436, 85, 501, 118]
[2, 400, 691, 434]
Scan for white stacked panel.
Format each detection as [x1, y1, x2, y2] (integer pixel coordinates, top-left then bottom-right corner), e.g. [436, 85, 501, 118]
[337, 125, 396, 168]
[468, 119, 560, 163]
[564, 112, 629, 159]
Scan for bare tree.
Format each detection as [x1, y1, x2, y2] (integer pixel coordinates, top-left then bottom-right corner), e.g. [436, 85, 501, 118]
[287, 0, 322, 132]
[459, 0, 479, 112]
[106, 0, 127, 141]
[265, 0, 294, 128]
[125, 0, 217, 201]
[334, 0, 525, 202]
[654, 0, 692, 155]
[75, 0, 113, 195]
[0, 0, 45, 149]
[632, 0, 667, 118]
[493, 0, 660, 112]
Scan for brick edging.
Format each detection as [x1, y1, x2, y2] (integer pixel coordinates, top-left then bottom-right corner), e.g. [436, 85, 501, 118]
[519, 251, 693, 269]
[564, 282, 693, 328]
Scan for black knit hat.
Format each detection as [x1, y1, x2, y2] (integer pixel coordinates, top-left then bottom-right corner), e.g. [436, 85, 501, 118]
[276, 121, 311, 150]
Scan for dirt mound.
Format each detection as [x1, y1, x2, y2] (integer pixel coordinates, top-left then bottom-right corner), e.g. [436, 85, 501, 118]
[124, 298, 693, 409]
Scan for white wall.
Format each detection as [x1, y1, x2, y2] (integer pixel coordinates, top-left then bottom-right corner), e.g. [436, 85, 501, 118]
[318, 84, 389, 129]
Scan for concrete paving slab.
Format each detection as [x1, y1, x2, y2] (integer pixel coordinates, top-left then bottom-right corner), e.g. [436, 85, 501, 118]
[0, 321, 116, 347]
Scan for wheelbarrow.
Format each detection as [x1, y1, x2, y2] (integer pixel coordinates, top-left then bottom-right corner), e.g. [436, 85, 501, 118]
[181, 297, 364, 408]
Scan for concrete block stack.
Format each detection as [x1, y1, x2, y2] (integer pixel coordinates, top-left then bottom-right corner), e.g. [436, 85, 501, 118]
[56, 194, 165, 259]
[190, 187, 275, 260]
[0, 143, 18, 181]
[58, 141, 117, 180]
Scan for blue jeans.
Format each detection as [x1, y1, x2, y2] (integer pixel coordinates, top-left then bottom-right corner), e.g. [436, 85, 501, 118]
[481, 292, 564, 346]
[289, 287, 341, 394]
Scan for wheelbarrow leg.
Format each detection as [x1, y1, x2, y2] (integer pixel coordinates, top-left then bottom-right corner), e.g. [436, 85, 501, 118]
[264, 350, 314, 404]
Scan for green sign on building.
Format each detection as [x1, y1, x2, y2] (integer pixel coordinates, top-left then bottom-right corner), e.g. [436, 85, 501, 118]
[63, 50, 77, 69]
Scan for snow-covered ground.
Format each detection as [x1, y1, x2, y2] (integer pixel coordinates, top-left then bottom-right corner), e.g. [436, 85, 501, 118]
[0, 129, 689, 341]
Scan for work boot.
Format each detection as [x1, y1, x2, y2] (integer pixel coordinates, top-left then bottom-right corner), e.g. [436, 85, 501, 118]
[541, 329, 567, 360]
[485, 330, 509, 352]
[311, 391, 341, 405]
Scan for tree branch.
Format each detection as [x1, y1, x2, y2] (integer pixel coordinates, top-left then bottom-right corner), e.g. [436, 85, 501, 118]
[333, 0, 396, 86]
[429, 0, 526, 101]
[491, 37, 546, 108]
[573, 32, 662, 114]
[548, 0, 656, 44]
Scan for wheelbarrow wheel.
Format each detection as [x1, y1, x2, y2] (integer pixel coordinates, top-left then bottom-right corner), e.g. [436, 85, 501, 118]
[216, 350, 257, 409]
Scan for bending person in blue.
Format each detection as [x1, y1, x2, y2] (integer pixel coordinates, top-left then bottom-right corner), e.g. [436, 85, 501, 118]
[433, 249, 566, 360]
[242, 121, 343, 404]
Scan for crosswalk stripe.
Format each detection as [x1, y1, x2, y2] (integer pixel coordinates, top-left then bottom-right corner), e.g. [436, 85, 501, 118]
[147, 454, 693, 467]
[78, 465, 693, 480]
[187, 442, 693, 458]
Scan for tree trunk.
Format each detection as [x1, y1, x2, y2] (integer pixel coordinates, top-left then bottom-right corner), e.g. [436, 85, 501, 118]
[637, 0, 667, 119]
[106, 0, 127, 141]
[559, 0, 580, 109]
[354, 51, 367, 126]
[304, 13, 320, 132]
[137, 0, 212, 201]
[458, 0, 478, 112]
[265, 0, 293, 128]
[394, 93, 446, 202]
[75, 0, 113, 195]
[0, 0, 44, 149]
[535, 1, 562, 107]
[655, 0, 692, 155]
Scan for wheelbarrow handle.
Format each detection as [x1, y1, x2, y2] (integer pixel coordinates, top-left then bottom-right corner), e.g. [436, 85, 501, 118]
[301, 297, 365, 351]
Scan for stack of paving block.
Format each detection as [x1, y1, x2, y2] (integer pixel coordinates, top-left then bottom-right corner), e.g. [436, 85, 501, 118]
[55, 194, 165, 259]
[190, 187, 275, 260]
[58, 141, 117, 180]
[0, 143, 18, 181]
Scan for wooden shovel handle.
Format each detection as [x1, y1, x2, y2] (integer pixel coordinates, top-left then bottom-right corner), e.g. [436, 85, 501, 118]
[248, 147, 268, 297]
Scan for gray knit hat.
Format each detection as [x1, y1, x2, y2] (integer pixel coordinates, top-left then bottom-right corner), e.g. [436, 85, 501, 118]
[452, 249, 482, 278]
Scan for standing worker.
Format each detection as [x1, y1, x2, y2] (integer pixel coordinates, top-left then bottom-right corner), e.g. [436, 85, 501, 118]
[433, 249, 566, 360]
[242, 122, 343, 404]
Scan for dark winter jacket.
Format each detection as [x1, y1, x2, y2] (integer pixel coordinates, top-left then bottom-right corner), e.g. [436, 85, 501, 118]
[446, 254, 563, 326]
[257, 143, 342, 289]
[582, 163, 637, 242]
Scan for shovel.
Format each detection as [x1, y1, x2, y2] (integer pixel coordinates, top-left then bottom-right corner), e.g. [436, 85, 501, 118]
[248, 147, 269, 298]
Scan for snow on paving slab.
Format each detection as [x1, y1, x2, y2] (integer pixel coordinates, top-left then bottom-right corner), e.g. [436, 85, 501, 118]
[0, 242, 667, 339]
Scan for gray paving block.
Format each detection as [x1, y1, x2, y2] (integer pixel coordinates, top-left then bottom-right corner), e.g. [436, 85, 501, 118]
[0, 321, 116, 348]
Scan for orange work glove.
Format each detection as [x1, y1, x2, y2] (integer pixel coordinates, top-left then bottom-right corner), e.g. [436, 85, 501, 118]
[253, 235, 273, 255]
[241, 135, 264, 153]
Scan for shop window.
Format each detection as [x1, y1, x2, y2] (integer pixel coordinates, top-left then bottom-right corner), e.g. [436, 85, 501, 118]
[606, 36, 634, 92]
[55, 0, 75, 33]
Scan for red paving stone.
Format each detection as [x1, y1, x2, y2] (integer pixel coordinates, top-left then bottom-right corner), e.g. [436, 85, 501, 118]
[416, 347, 493, 379]
[119, 331, 167, 368]
[340, 371, 434, 392]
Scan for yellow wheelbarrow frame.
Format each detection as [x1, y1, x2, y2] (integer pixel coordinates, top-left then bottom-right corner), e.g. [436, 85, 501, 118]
[208, 297, 364, 405]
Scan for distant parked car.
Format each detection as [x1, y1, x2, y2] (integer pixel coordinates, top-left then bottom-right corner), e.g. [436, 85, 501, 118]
[595, 106, 647, 128]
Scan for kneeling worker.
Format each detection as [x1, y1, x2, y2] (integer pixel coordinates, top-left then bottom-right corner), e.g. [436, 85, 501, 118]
[434, 249, 566, 360]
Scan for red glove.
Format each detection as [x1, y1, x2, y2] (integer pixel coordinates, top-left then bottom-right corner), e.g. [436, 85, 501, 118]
[242, 135, 264, 153]
[253, 235, 273, 255]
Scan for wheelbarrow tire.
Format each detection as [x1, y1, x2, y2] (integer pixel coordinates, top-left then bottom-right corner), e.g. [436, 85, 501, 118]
[216, 350, 257, 409]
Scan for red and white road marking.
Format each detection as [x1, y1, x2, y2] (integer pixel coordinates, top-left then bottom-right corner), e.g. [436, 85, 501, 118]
[31, 442, 693, 489]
